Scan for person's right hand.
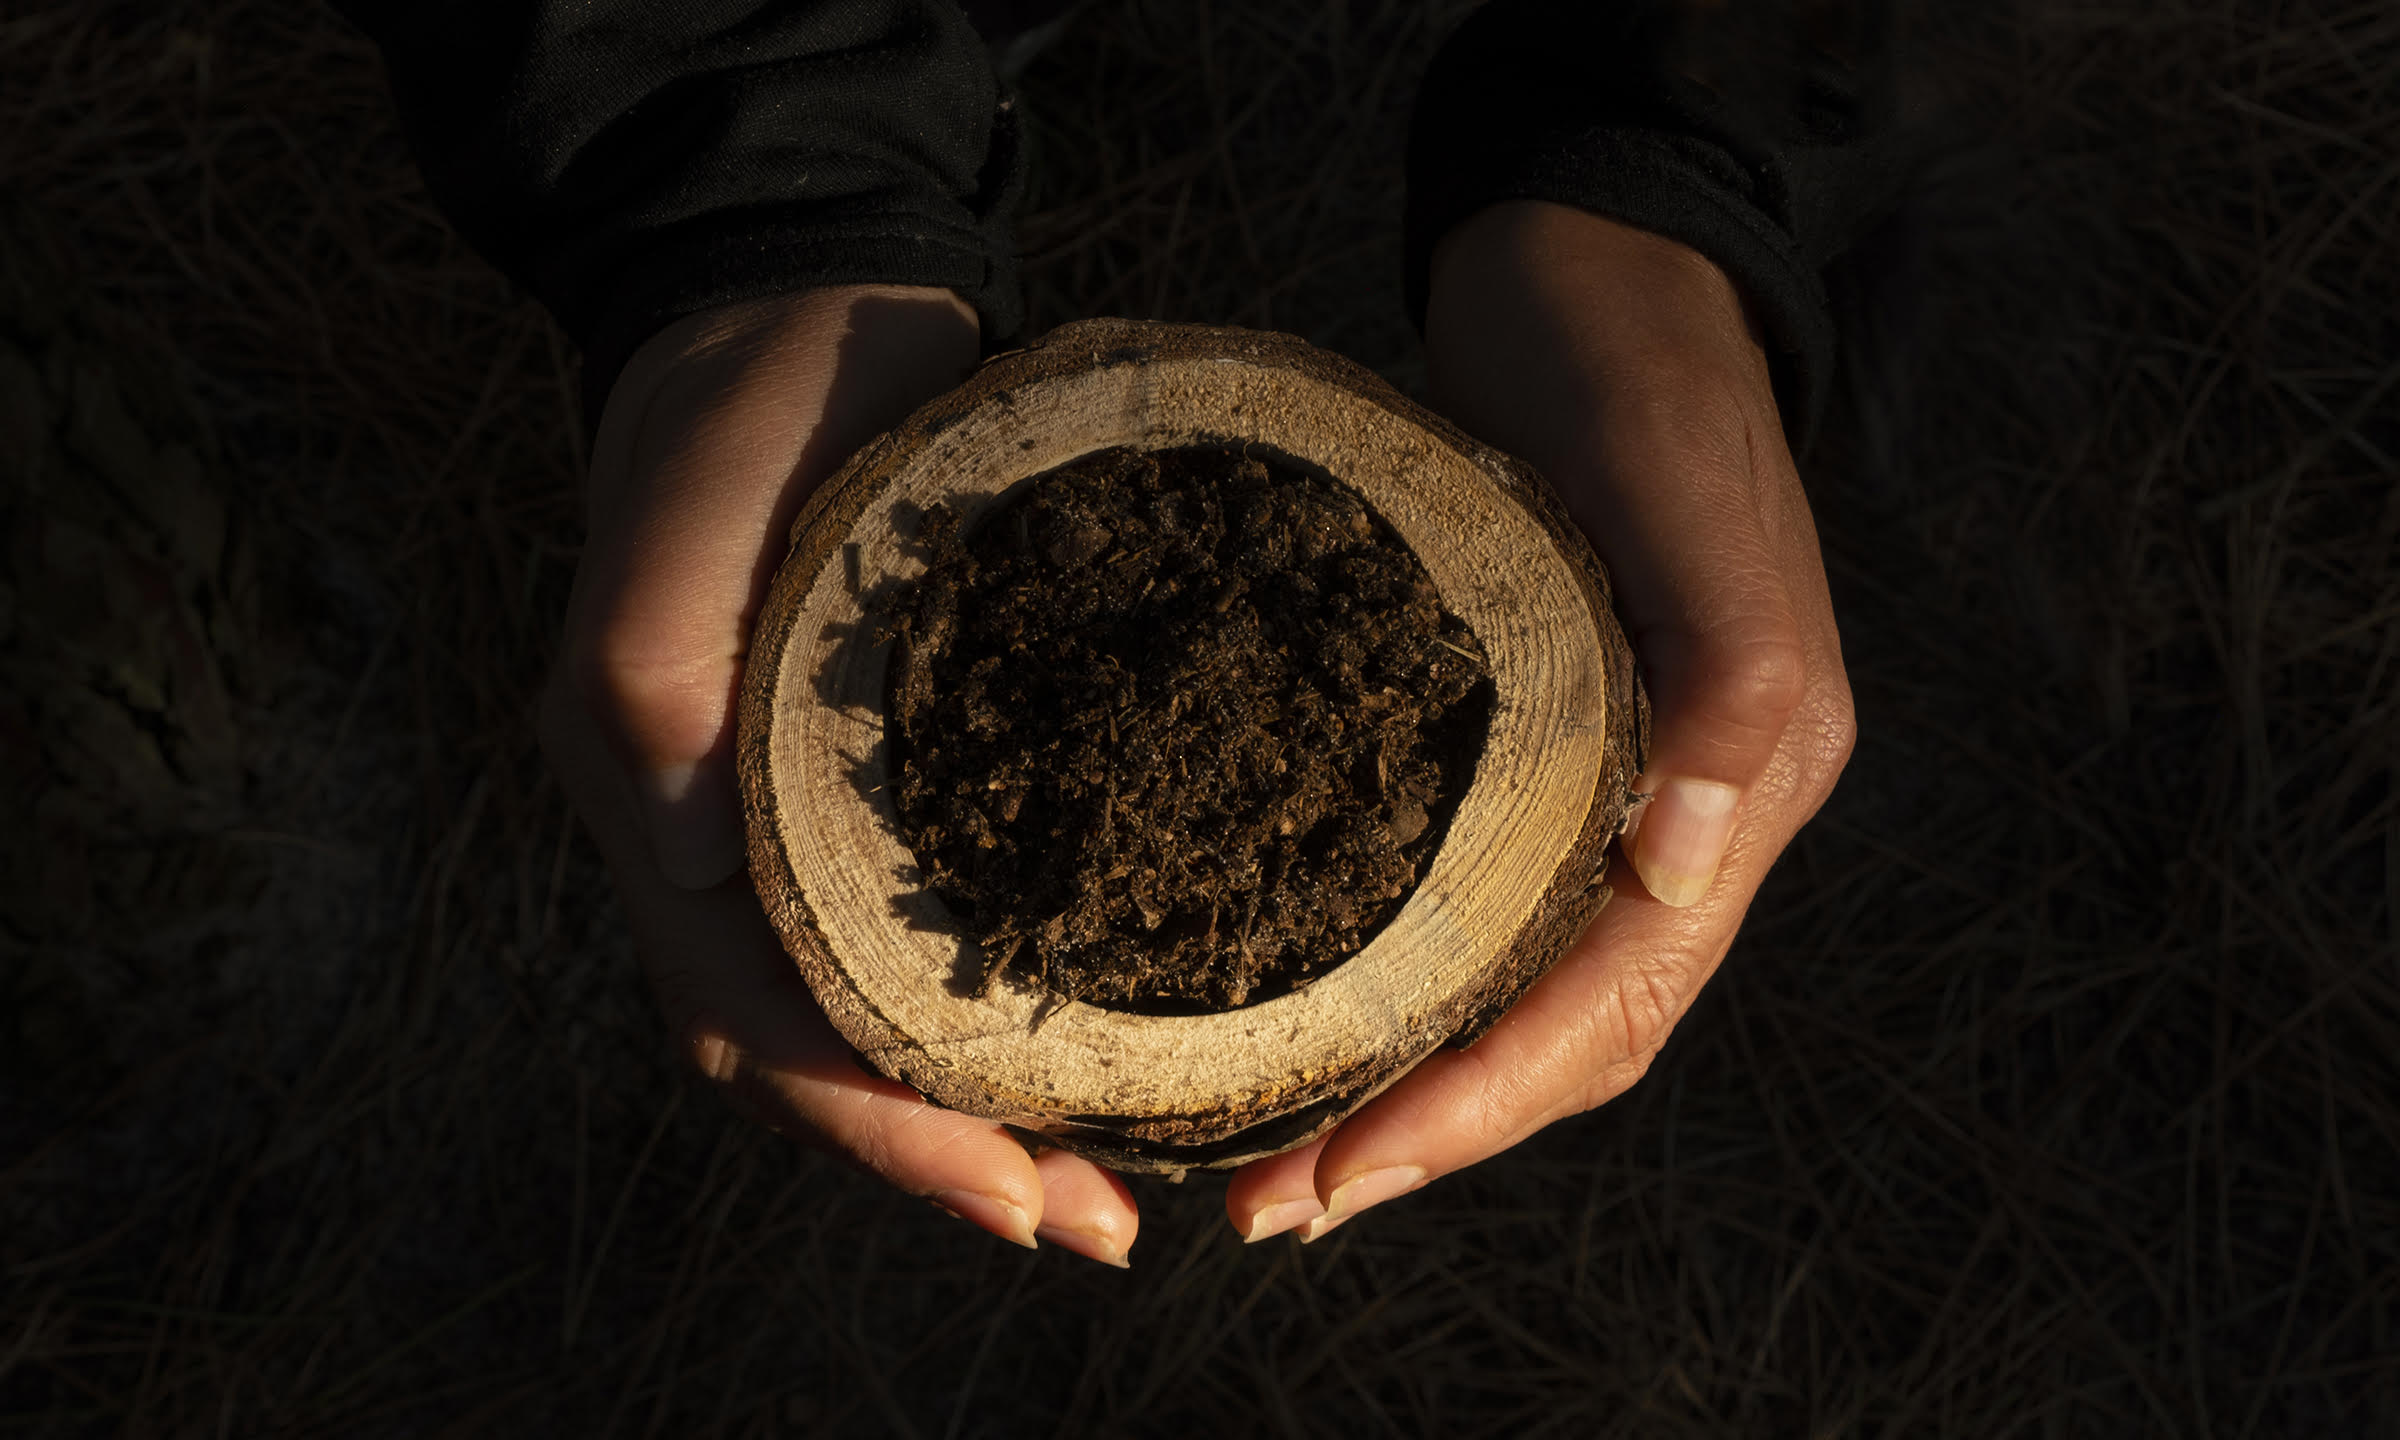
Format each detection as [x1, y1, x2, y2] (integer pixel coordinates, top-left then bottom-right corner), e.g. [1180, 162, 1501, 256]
[537, 285, 1141, 1267]
[1223, 202, 1855, 1244]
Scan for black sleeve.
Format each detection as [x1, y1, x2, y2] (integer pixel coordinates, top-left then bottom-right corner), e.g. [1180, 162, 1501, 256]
[1406, 0, 1905, 438]
[332, 0, 1022, 416]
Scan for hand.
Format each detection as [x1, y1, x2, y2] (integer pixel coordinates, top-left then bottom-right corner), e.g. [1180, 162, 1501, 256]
[1226, 202, 1856, 1242]
[538, 286, 1140, 1266]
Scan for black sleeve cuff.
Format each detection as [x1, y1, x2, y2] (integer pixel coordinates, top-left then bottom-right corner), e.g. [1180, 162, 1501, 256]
[1407, 0, 1890, 440]
[336, 0, 1024, 419]
[569, 98, 1025, 421]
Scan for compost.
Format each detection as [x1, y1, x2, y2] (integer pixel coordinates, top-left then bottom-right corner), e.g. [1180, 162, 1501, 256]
[887, 444, 1492, 1011]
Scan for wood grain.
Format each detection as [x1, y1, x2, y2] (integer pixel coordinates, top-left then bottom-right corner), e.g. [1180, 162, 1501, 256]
[737, 319, 1644, 1173]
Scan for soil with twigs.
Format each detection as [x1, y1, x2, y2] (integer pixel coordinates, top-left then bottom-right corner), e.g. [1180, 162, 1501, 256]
[888, 445, 1490, 1010]
[2, 1, 2395, 1435]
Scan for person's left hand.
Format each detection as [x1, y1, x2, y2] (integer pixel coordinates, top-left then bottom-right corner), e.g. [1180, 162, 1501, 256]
[1224, 202, 1856, 1243]
[538, 286, 1141, 1266]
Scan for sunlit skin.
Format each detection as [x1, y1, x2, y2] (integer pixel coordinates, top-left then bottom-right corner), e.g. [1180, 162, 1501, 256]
[536, 203, 1853, 1266]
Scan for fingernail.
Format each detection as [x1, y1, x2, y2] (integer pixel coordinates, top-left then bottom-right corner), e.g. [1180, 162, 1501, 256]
[1243, 1198, 1325, 1244]
[687, 1026, 735, 1084]
[639, 760, 746, 889]
[1037, 1221, 1132, 1269]
[930, 1189, 1038, 1250]
[1627, 777, 1741, 908]
[1298, 1165, 1426, 1244]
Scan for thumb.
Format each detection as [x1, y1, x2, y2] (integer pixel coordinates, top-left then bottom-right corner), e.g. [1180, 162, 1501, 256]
[1615, 529, 1810, 907]
[1543, 370, 1813, 911]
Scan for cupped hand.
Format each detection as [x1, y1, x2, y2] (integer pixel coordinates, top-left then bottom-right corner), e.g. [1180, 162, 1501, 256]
[537, 286, 1138, 1267]
[1227, 202, 1856, 1242]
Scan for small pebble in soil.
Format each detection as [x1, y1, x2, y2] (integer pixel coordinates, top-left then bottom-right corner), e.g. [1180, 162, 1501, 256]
[887, 444, 1491, 1012]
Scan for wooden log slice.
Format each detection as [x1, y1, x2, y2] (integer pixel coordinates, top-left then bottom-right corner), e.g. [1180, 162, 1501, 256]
[737, 318, 1646, 1174]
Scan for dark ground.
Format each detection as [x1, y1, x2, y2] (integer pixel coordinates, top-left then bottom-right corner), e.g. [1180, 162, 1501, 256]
[2, 1, 2396, 1435]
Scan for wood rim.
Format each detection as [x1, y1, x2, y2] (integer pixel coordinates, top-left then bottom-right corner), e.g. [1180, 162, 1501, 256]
[737, 319, 1644, 1173]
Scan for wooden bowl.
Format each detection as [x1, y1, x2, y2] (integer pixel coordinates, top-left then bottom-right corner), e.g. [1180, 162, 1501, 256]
[737, 318, 1644, 1174]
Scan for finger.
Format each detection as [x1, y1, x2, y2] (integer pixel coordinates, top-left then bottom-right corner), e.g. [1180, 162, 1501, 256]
[1031, 1148, 1139, 1268]
[570, 288, 978, 889]
[1223, 1134, 1329, 1243]
[658, 872, 1047, 1248]
[538, 677, 1049, 1250]
[1252, 817, 1772, 1239]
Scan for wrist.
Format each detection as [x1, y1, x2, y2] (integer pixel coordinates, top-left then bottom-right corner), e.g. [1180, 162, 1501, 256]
[595, 287, 978, 490]
[1429, 202, 1761, 364]
[1424, 203, 1781, 490]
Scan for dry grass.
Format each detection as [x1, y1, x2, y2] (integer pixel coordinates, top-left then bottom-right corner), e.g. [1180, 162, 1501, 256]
[2, 0, 2396, 1434]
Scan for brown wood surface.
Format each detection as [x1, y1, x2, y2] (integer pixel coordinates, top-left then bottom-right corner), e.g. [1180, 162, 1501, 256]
[736, 318, 1645, 1174]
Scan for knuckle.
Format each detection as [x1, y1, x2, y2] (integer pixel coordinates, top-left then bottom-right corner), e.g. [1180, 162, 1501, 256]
[844, 1115, 905, 1181]
[1514, 1049, 1659, 1149]
[845, 1103, 961, 1186]
[569, 631, 649, 725]
[1815, 680, 1860, 775]
[1566, 1052, 1656, 1120]
[1446, 1043, 1552, 1156]
[1693, 625, 1809, 735]
[1612, 959, 1684, 1065]
[564, 620, 730, 766]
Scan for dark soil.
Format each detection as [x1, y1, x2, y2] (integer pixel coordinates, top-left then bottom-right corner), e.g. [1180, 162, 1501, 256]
[886, 444, 1492, 1011]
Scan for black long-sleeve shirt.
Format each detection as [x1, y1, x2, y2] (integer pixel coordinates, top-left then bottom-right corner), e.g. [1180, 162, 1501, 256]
[335, 0, 1895, 433]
